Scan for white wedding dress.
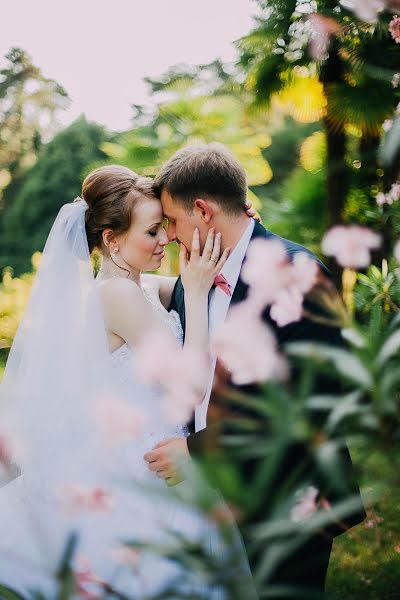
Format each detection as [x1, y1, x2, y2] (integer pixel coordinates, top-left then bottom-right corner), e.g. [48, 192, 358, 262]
[0, 200, 257, 599]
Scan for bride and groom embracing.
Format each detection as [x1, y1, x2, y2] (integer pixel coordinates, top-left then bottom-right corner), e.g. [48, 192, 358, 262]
[0, 143, 364, 598]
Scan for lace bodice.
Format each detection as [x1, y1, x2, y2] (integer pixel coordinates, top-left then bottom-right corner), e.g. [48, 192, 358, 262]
[109, 285, 188, 466]
[110, 285, 184, 378]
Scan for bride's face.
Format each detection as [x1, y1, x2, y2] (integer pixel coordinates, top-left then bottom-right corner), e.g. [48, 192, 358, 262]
[117, 199, 168, 271]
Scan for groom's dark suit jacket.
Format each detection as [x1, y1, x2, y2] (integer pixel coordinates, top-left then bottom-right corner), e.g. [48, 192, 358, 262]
[169, 221, 366, 541]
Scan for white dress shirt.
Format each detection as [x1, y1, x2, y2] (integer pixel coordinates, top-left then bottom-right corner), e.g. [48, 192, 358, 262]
[195, 219, 255, 432]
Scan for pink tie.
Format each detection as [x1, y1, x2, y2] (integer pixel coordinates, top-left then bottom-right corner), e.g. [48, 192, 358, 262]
[214, 273, 232, 296]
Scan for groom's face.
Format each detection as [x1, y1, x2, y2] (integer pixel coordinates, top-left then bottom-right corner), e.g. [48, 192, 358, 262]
[161, 190, 208, 253]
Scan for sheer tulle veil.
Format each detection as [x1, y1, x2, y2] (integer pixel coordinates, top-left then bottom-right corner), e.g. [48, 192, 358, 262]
[0, 199, 119, 499]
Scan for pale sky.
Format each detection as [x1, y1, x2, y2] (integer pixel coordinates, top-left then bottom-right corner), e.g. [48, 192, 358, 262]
[1, 0, 257, 131]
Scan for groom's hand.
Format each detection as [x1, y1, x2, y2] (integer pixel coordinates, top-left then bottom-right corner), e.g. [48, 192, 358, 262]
[144, 437, 190, 486]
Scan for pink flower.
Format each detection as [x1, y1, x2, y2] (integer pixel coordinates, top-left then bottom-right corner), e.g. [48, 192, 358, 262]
[308, 13, 340, 60]
[242, 239, 293, 307]
[383, 119, 394, 132]
[290, 486, 319, 522]
[292, 252, 319, 294]
[389, 182, 400, 201]
[58, 483, 116, 512]
[94, 394, 145, 444]
[340, 0, 385, 22]
[393, 73, 400, 88]
[135, 330, 208, 425]
[376, 192, 389, 206]
[321, 225, 381, 268]
[270, 288, 304, 327]
[212, 302, 288, 385]
[394, 239, 400, 262]
[242, 241, 319, 327]
[74, 557, 106, 599]
[389, 15, 400, 42]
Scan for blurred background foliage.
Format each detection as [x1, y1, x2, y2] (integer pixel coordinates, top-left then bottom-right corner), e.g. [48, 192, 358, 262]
[1, 1, 400, 597]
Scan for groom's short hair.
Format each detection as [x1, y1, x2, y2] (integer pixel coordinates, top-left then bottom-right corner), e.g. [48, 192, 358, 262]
[153, 143, 247, 214]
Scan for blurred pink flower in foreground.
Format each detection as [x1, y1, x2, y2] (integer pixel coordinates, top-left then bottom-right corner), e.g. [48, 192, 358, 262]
[242, 238, 318, 326]
[292, 252, 319, 294]
[74, 557, 106, 599]
[376, 183, 400, 207]
[376, 192, 388, 207]
[290, 486, 319, 522]
[394, 239, 400, 262]
[212, 303, 288, 385]
[308, 13, 340, 60]
[340, 0, 385, 22]
[389, 15, 400, 42]
[136, 330, 208, 424]
[58, 483, 115, 512]
[94, 395, 145, 444]
[393, 73, 400, 88]
[270, 289, 304, 327]
[322, 225, 381, 268]
[242, 239, 293, 306]
[383, 119, 394, 132]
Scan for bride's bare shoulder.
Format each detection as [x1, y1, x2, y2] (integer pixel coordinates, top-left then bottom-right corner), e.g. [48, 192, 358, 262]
[96, 278, 146, 310]
[141, 274, 178, 309]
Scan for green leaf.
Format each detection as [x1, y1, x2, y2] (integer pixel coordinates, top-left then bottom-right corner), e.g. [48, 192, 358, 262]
[377, 328, 400, 366]
[0, 585, 26, 600]
[287, 342, 372, 389]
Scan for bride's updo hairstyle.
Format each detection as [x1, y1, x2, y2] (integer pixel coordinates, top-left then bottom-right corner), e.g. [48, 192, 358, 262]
[82, 165, 156, 253]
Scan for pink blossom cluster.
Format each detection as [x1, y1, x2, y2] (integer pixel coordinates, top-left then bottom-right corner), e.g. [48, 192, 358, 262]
[340, 0, 385, 22]
[321, 225, 381, 268]
[241, 239, 319, 327]
[389, 15, 400, 42]
[376, 182, 400, 206]
[210, 240, 319, 385]
[308, 13, 340, 61]
[135, 330, 208, 424]
[212, 305, 288, 385]
[74, 557, 106, 600]
[393, 73, 400, 88]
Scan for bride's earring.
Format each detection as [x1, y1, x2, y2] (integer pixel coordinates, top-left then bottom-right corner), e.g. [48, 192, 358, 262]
[110, 248, 119, 263]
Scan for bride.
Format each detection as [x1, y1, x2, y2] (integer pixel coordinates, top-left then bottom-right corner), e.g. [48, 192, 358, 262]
[0, 165, 257, 598]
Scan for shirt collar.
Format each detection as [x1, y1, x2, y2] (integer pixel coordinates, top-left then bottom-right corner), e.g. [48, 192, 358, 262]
[220, 219, 255, 285]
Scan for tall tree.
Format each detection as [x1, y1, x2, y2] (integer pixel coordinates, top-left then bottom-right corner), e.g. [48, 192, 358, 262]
[0, 116, 109, 274]
[0, 47, 69, 205]
[236, 0, 400, 281]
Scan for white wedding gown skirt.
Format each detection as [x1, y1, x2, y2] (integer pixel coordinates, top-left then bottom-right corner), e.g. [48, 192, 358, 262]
[0, 307, 256, 599]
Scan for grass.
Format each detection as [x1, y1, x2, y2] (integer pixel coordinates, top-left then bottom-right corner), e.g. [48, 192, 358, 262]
[327, 447, 400, 599]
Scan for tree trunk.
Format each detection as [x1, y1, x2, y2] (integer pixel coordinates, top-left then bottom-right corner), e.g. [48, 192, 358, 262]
[320, 44, 348, 290]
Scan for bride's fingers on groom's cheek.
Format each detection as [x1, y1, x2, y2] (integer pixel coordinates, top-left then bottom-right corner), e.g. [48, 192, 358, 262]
[216, 247, 230, 270]
[179, 243, 188, 271]
[210, 232, 221, 264]
[202, 227, 215, 260]
[190, 227, 200, 259]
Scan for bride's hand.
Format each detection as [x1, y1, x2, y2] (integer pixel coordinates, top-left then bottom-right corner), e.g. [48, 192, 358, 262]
[180, 228, 230, 297]
[244, 199, 261, 222]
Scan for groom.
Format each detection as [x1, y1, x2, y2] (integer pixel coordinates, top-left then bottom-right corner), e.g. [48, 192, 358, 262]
[145, 143, 365, 595]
